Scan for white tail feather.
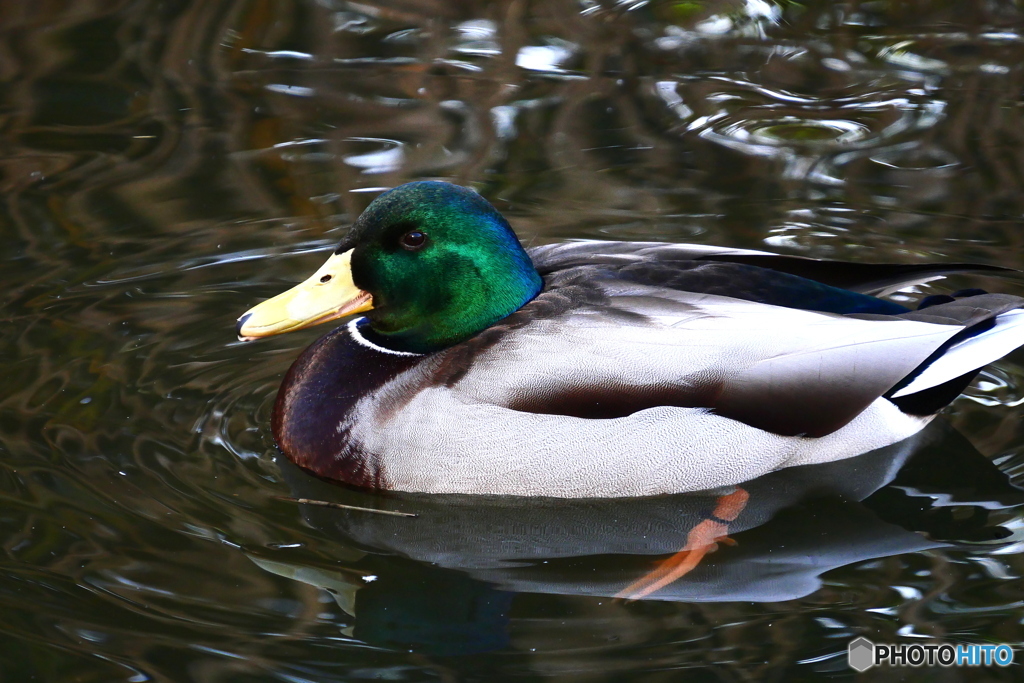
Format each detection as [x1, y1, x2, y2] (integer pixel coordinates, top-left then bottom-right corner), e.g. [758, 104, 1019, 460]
[891, 309, 1024, 398]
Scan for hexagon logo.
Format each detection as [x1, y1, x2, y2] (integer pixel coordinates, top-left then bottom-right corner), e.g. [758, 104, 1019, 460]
[848, 637, 875, 672]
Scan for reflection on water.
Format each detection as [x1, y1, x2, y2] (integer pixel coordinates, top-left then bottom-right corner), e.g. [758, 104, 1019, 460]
[256, 420, 1022, 662]
[1, 0, 1024, 679]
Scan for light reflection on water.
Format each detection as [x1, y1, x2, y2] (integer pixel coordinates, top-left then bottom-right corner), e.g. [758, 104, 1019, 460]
[1, 0, 1024, 680]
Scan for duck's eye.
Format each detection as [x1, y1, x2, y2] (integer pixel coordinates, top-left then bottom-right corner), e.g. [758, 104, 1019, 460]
[319, 274, 332, 283]
[400, 230, 428, 251]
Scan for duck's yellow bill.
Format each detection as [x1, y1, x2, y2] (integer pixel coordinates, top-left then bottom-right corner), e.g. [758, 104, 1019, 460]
[237, 249, 373, 341]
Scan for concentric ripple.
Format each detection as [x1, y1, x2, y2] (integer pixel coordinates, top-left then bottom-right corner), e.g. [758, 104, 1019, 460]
[680, 77, 944, 160]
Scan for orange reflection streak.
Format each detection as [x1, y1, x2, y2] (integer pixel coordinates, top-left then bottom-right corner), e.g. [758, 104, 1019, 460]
[616, 487, 750, 601]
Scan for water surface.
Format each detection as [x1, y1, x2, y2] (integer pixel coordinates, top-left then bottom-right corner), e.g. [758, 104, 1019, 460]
[2, 1, 1024, 680]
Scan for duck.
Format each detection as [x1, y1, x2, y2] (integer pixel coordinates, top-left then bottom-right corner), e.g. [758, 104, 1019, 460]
[237, 181, 1024, 498]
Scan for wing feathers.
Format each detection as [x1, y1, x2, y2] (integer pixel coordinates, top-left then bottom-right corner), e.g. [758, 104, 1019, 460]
[451, 287, 960, 437]
[700, 253, 1011, 295]
[448, 245, 1020, 439]
[717, 326, 954, 436]
[528, 241, 1013, 295]
[892, 309, 1024, 398]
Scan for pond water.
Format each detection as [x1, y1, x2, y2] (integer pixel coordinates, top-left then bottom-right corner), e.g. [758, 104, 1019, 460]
[2, 0, 1024, 680]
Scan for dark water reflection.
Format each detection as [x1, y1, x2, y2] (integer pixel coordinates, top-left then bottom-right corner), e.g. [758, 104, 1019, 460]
[2, 0, 1024, 680]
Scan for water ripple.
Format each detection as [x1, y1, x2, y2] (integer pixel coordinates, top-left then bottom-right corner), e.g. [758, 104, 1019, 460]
[3, 0, 1024, 679]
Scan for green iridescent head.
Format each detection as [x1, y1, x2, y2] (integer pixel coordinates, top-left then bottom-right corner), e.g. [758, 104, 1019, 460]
[236, 182, 542, 351]
[333, 181, 542, 353]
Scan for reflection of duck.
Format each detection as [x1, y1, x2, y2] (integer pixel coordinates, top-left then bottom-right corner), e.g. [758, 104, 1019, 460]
[252, 420, 1023, 655]
[238, 181, 1024, 497]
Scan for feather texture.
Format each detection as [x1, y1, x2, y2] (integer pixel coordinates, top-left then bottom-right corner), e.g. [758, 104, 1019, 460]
[271, 240, 1024, 498]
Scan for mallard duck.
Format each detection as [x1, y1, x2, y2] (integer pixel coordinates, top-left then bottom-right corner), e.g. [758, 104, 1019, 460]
[237, 181, 1024, 498]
